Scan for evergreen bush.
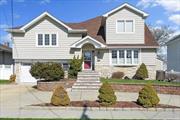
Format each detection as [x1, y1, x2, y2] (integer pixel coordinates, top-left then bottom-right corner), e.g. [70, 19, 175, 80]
[133, 63, 148, 80]
[137, 84, 160, 108]
[68, 55, 83, 78]
[98, 82, 117, 106]
[51, 85, 70, 106]
[30, 62, 64, 81]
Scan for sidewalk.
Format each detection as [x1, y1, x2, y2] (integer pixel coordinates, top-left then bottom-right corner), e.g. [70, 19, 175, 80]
[0, 85, 180, 119]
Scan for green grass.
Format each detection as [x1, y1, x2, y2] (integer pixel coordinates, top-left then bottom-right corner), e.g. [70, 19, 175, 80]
[101, 78, 180, 86]
[0, 80, 11, 84]
[0, 118, 79, 120]
[0, 118, 131, 120]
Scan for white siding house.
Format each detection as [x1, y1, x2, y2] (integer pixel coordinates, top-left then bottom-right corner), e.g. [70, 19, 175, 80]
[167, 34, 180, 72]
[8, 3, 159, 83]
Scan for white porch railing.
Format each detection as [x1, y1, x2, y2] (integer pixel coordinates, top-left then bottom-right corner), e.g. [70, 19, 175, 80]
[0, 64, 13, 80]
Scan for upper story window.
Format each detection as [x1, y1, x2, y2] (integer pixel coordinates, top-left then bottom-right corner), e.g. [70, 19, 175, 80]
[38, 34, 43, 46]
[111, 49, 139, 65]
[51, 34, 57, 46]
[45, 34, 50, 46]
[37, 33, 58, 47]
[116, 20, 134, 33]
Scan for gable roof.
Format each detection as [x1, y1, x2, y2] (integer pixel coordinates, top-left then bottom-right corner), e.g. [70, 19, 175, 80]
[20, 12, 72, 31]
[70, 36, 106, 48]
[103, 3, 148, 18]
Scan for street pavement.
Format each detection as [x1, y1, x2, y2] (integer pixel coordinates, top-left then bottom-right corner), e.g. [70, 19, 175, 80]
[0, 85, 180, 119]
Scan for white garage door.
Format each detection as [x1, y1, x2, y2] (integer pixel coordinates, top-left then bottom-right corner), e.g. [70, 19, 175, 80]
[20, 64, 37, 83]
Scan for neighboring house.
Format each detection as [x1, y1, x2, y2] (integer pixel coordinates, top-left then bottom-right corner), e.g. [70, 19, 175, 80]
[156, 56, 167, 71]
[0, 44, 14, 79]
[8, 3, 158, 83]
[167, 34, 180, 72]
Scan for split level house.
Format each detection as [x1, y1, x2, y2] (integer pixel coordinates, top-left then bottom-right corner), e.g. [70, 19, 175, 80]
[8, 3, 159, 83]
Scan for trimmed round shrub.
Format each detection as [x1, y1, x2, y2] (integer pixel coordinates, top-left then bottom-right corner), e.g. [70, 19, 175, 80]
[30, 62, 44, 79]
[51, 85, 70, 106]
[134, 63, 148, 80]
[98, 82, 117, 106]
[9, 74, 16, 82]
[43, 63, 64, 81]
[111, 71, 125, 79]
[137, 84, 160, 108]
[30, 62, 64, 81]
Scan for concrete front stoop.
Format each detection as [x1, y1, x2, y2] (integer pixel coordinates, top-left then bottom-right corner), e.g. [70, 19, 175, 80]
[71, 71, 102, 91]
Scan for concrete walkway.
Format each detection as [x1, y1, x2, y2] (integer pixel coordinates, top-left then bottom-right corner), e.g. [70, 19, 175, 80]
[0, 85, 180, 119]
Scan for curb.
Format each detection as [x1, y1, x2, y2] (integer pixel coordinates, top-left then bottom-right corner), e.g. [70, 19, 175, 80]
[21, 106, 180, 112]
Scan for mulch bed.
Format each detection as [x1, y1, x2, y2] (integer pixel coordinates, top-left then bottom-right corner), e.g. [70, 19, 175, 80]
[111, 84, 180, 95]
[31, 101, 180, 108]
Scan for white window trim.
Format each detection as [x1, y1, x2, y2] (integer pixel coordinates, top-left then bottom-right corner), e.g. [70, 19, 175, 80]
[116, 19, 135, 34]
[110, 49, 140, 66]
[36, 33, 59, 47]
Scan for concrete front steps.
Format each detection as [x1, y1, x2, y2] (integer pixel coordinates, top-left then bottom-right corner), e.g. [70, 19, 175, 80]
[71, 71, 102, 91]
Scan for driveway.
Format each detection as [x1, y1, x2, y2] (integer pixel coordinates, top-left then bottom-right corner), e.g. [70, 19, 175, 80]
[0, 85, 180, 119]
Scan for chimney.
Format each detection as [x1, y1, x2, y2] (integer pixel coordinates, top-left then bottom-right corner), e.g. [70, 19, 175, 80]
[4, 42, 10, 47]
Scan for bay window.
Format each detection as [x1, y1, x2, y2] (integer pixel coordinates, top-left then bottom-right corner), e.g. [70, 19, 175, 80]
[112, 50, 117, 64]
[111, 49, 139, 65]
[134, 50, 139, 64]
[126, 50, 132, 64]
[119, 50, 125, 64]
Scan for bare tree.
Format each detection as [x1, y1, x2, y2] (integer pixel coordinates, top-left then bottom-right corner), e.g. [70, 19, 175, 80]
[149, 25, 174, 61]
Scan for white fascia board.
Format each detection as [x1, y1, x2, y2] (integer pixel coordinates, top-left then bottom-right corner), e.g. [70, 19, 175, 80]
[6, 29, 25, 33]
[71, 36, 106, 48]
[103, 3, 149, 18]
[20, 12, 72, 31]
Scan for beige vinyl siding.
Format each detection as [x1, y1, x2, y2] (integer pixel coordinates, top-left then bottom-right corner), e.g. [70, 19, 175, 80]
[95, 49, 109, 66]
[12, 16, 82, 60]
[106, 7, 145, 44]
[141, 48, 156, 65]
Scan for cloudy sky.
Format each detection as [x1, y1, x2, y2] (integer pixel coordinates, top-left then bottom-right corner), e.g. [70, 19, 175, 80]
[0, 0, 180, 45]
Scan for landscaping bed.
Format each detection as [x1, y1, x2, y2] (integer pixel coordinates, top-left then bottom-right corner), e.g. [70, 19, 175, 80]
[32, 101, 180, 109]
[111, 84, 180, 95]
[37, 79, 75, 91]
[101, 78, 180, 95]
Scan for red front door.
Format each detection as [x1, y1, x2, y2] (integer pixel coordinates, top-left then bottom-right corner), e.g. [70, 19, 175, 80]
[83, 51, 92, 70]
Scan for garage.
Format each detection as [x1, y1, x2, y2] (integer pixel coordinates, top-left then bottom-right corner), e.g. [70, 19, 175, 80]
[20, 64, 37, 83]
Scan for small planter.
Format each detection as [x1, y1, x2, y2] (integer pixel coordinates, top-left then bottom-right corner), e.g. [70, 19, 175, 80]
[37, 79, 75, 91]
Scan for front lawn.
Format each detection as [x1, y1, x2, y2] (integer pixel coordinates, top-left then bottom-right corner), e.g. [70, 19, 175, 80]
[0, 118, 115, 120]
[101, 78, 180, 86]
[0, 80, 11, 84]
